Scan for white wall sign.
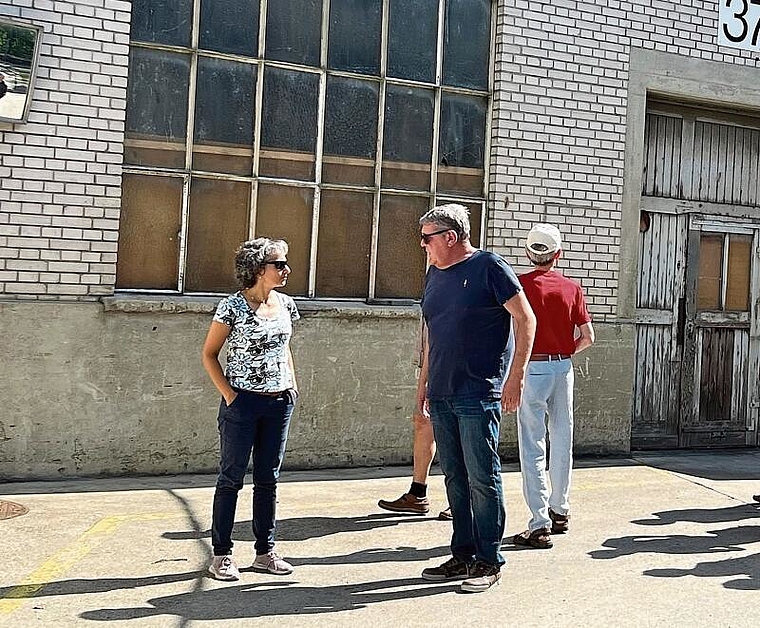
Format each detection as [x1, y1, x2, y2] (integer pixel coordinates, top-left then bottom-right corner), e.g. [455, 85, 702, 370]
[718, 0, 760, 51]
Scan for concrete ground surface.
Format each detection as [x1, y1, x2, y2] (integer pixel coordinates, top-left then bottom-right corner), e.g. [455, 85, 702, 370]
[1, 450, 759, 628]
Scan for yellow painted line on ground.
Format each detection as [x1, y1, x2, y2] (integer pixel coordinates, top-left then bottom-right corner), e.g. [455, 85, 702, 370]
[0, 512, 179, 615]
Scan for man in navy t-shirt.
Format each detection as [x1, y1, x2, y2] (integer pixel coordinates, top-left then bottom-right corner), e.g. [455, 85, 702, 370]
[417, 204, 536, 593]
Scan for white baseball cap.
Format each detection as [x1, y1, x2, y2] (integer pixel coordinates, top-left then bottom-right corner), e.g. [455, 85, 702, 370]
[526, 223, 562, 258]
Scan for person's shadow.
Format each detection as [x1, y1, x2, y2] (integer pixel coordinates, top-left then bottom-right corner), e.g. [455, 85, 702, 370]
[645, 552, 760, 590]
[163, 513, 433, 543]
[80, 577, 459, 622]
[588, 525, 760, 560]
[631, 503, 760, 526]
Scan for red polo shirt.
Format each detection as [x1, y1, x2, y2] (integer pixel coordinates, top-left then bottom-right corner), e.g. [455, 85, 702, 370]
[519, 269, 591, 355]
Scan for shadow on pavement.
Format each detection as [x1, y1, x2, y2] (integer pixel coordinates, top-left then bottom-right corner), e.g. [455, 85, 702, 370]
[163, 513, 435, 543]
[644, 552, 760, 590]
[79, 577, 459, 622]
[632, 502, 760, 526]
[632, 450, 760, 481]
[286, 545, 450, 567]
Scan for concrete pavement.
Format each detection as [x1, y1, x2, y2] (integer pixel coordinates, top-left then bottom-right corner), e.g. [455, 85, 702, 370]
[1, 450, 759, 627]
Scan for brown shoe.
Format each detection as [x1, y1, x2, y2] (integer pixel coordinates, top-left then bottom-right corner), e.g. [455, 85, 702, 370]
[378, 493, 430, 514]
[512, 528, 553, 549]
[549, 509, 569, 534]
[438, 507, 452, 521]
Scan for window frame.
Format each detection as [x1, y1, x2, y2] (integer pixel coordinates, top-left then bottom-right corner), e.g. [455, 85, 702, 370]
[121, 0, 495, 300]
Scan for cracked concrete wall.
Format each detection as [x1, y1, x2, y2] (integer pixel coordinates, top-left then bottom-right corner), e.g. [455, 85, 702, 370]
[0, 301, 633, 479]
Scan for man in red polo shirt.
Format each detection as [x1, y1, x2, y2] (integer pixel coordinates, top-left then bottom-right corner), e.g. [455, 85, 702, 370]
[511, 224, 594, 549]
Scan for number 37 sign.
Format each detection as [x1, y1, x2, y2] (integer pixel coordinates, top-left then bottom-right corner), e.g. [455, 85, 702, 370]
[719, 0, 760, 51]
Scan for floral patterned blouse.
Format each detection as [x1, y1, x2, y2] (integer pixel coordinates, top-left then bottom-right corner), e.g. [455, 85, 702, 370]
[213, 291, 299, 393]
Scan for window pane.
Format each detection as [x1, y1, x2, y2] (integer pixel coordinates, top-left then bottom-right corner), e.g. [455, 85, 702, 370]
[185, 178, 251, 292]
[316, 190, 373, 297]
[726, 235, 752, 311]
[323, 76, 378, 186]
[200, 0, 258, 56]
[328, 0, 381, 75]
[375, 195, 428, 299]
[438, 93, 487, 195]
[130, 0, 192, 47]
[697, 234, 723, 310]
[193, 57, 256, 175]
[255, 184, 313, 296]
[443, 0, 490, 90]
[260, 68, 319, 180]
[125, 48, 189, 168]
[116, 174, 182, 290]
[387, 0, 437, 83]
[266, 0, 322, 66]
[382, 86, 434, 190]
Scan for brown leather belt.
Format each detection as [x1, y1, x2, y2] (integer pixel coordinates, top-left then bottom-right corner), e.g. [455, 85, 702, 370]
[530, 353, 572, 361]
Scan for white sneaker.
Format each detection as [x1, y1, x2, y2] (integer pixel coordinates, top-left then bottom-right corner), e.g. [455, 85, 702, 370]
[252, 551, 293, 575]
[208, 555, 240, 581]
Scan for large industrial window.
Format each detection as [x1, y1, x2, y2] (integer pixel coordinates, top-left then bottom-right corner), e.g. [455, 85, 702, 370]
[118, 0, 492, 299]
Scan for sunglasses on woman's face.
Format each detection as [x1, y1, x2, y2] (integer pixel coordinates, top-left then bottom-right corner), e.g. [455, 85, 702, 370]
[265, 260, 288, 270]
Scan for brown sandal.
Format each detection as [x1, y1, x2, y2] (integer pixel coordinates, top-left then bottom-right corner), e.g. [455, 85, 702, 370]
[512, 527, 553, 549]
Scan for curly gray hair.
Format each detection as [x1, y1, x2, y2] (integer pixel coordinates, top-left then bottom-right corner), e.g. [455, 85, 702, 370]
[419, 203, 471, 241]
[234, 238, 289, 289]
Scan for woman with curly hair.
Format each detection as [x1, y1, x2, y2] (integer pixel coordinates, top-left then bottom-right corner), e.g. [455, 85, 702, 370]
[201, 237, 299, 581]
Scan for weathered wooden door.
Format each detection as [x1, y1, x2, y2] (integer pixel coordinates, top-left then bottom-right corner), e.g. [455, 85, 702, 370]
[679, 218, 760, 447]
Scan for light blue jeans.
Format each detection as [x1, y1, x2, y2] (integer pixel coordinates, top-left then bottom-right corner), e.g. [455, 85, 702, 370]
[517, 359, 574, 532]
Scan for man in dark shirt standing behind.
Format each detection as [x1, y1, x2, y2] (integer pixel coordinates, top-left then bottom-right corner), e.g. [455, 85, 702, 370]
[511, 223, 594, 549]
[417, 204, 535, 593]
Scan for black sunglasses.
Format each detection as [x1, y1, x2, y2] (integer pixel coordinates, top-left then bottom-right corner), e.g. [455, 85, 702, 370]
[420, 228, 451, 243]
[265, 260, 289, 270]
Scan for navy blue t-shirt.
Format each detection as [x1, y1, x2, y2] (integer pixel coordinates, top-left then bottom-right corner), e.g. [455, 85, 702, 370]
[422, 250, 521, 400]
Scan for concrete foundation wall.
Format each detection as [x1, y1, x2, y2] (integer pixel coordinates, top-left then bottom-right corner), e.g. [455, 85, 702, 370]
[0, 301, 633, 480]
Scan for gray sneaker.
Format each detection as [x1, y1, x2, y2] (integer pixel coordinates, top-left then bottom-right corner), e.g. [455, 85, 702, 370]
[208, 555, 240, 581]
[460, 560, 501, 593]
[252, 551, 294, 575]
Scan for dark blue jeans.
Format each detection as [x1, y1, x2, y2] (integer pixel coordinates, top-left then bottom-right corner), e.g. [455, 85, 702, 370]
[428, 396, 505, 567]
[211, 389, 295, 556]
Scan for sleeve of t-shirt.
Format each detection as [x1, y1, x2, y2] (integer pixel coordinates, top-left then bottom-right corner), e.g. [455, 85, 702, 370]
[573, 285, 592, 326]
[286, 295, 300, 322]
[213, 296, 236, 327]
[488, 254, 522, 306]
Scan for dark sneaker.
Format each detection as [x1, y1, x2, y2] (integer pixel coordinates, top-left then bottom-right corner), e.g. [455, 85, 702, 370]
[753, 494, 760, 503]
[421, 556, 470, 581]
[549, 509, 570, 534]
[438, 506, 453, 521]
[378, 493, 430, 514]
[512, 527, 553, 549]
[460, 561, 501, 593]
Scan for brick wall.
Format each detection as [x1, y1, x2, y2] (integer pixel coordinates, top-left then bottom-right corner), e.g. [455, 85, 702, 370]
[0, 0, 130, 300]
[489, 0, 760, 321]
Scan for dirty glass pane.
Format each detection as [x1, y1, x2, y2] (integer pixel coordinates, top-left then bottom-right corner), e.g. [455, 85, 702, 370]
[435, 198, 482, 247]
[697, 234, 723, 310]
[130, 0, 192, 47]
[260, 67, 319, 180]
[116, 174, 182, 290]
[193, 57, 256, 175]
[726, 235, 752, 311]
[323, 76, 378, 186]
[199, 0, 258, 56]
[328, 0, 381, 75]
[443, 0, 490, 90]
[316, 190, 373, 297]
[375, 195, 429, 299]
[438, 93, 487, 195]
[185, 178, 251, 293]
[255, 184, 314, 296]
[387, 0, 437, 83]
[266, 0, 322, 66]
[382, 86, 434, 190]
[125, 48, 189, 168]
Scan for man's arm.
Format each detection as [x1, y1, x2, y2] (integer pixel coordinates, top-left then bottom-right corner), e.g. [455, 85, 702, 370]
[502, 291, 536, 413]
[416, 325, 430, 418]
[574, 322, 594, 354]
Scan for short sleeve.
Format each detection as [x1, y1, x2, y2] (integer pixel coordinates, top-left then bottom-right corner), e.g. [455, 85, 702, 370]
[573, 285, 592, 326]
[285, 295, 300, 322]
[487, 254, 522, 306]
[213, 296, 236, 327]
